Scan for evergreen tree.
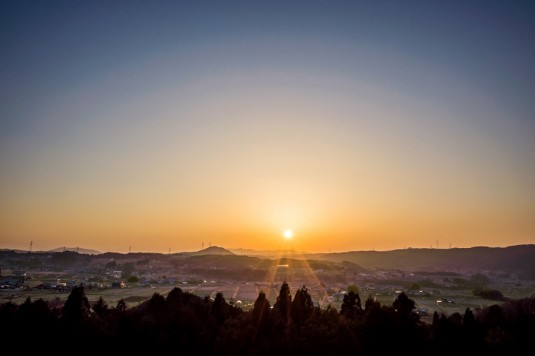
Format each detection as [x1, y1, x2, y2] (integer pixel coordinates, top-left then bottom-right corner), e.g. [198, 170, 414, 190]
[252, 290, 270, 325]
[364, 295, 380, 313]
[393, 292, 416, 318]
[291, 285, 314, 323]
[273, 281, 292, 323]
[115, 298, 127, 313]
[340, 291, 362, 319]
[463, 307, 475, 327]
[166, 287, 185, 307]
[93, 296, 109, 317]
[212, 292, 230, 325]
[147, 292, 167, 315]
[61, 285, 90, 325]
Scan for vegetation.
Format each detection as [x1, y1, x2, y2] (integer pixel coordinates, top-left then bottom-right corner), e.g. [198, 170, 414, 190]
[127, 275, 140, 283]
[347, 284, 360, 294]
[1, 283, 534, 354]
[473, 288, 506, 301]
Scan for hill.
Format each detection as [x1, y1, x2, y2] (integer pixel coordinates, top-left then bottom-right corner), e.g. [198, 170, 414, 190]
[3, 244, 534, 277]
[307, 245, 535, 277]
[189, 246, 235, 256]
[49, 247, 101, 255]
[228, 248, 308, 257]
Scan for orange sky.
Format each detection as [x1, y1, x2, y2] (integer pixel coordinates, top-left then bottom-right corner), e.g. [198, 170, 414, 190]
[1, 2, 534, 253]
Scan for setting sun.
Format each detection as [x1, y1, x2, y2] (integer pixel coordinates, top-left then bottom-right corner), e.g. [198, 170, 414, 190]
[0, 1, 533, 255]
[283, 229, 293, 239]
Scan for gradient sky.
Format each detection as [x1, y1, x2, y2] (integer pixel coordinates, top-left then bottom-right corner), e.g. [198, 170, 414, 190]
[1, 1, 534, 253]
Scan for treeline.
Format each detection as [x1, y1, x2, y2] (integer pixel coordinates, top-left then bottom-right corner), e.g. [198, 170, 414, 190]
[1, 283, 534, 355]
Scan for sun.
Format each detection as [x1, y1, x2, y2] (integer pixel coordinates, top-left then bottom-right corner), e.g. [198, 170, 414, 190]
[283, 229, 293, 239]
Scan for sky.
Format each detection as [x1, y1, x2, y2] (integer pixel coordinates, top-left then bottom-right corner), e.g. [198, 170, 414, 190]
[1, 0, 534, 253]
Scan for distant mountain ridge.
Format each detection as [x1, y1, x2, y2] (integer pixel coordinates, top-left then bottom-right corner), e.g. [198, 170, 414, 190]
[49, 247, 101, 255]
[228, 248, 308, 257]
[306, 244, 535, 276]
[2, 244, 534, 276]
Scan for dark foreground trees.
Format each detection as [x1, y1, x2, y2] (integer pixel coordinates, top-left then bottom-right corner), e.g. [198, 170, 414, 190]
[1, 283, 533, 355]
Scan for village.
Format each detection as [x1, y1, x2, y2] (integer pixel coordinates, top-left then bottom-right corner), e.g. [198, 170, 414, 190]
[2, 248, 533, 323]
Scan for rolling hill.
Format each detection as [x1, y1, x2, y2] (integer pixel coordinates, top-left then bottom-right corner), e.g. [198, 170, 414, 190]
[307, 245, 535, 276]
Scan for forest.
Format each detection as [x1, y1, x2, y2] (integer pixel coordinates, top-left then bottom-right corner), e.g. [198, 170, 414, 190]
[1, 282, 533, 355]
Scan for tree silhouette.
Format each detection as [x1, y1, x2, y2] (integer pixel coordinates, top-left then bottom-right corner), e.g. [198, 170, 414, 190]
[340, 291, 362, 319]
[61, 285, 90, 325]
[0, 281, 533, 353]
[17, 297, 56, 343]
[166, 287, 185, 306]
[146, 292, 167, 315]
[393, 292, 416, 318]
[93, 296, 109, 317]
[115, 298, 127, 313]
[364, 295, 380, 313]
[212, 292, 230, 325]
[347, 284, 360, 294]
[463, 307, 475, 327]
[273, 281, 292, 324]
[252, 290, 270, 326]
[291, 285, 314, 323]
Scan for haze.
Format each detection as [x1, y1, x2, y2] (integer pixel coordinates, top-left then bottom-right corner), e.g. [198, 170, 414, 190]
[1, 1, 534, 253]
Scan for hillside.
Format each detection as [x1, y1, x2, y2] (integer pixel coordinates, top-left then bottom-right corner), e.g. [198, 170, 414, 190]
[307, 245, 535, 277]
[189, 246, 235, 256]
[2, 244, 534, 278]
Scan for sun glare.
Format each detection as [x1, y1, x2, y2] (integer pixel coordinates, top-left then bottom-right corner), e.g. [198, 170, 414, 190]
[283, 229, 293, 239]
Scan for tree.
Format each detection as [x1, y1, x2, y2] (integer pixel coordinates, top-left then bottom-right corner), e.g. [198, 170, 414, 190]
[127, 275, 139, 283]
[146, 292, 167, 315]
[93, 296, 109, 317]
[393, 292, 416, 318]
[364, 295, 380, 313]
[484, 304, 504, 327]
[347, 285, 360, 295]
[273, 281, 292, 323]
[408, 283, 421, 291]
[166, 287, 185, 306]
[252, 290, 270, 324]
[473, 288, 505, 301]
[61, 285, 90, 325]
[212, 292, 230, 325]
[291, 285, 314, 323]
[340, 291, 362, 319]
[463, 307, 475, 327]
[115, 299, 127, 313]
